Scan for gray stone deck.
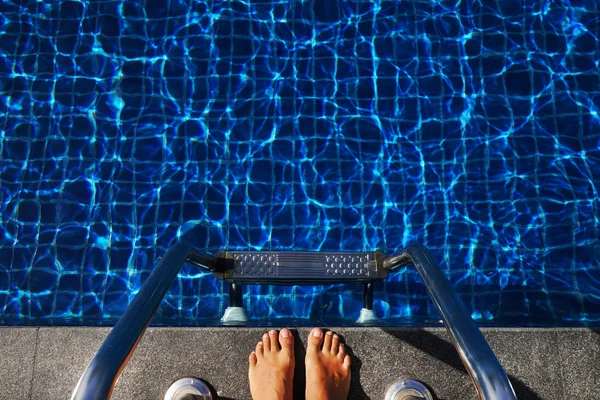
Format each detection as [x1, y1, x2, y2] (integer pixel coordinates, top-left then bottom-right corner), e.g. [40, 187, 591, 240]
[0, 327, 598, 399]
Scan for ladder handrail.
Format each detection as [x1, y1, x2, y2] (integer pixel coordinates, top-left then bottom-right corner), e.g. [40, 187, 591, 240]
[384, 245, 517, 400]
[71, 242, 217, 400]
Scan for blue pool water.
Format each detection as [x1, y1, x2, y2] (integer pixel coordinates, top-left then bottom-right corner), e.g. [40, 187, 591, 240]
[1, 0, 599, 326]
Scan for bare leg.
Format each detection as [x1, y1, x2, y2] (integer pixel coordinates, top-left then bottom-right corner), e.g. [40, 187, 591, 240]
[305, 328, 351, 400]
[248, 329, 295, 400]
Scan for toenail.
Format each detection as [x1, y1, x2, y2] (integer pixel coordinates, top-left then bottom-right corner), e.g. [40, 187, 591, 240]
[269, 330, 276, 335]
[326, 331, 333, 336]
[281, 329, 290, 338]
[334, 334, 339, 339]
[258, 342, 262, 346]
[340, 344, 344, 347]
[313, 329, 322, 337]
[263, 333, 268, 339]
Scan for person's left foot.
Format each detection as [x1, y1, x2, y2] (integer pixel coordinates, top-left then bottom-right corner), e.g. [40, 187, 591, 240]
[305, 328, 351, 400]
[249, 329, 295, 400]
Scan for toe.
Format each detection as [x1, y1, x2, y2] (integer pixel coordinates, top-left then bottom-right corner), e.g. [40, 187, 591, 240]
[307, 328, 324, 353]
[249, 351, 258, 367]
[331, 334, 340, 355]
[323, 331, 333, 352]
[279, 328, 294, 356]
[256, 341, 264, 357]
[262, 332, 271, 351]
[343, 354, 351, 369]
[268, 330, 279, 351]
[337, 344, 346, 360]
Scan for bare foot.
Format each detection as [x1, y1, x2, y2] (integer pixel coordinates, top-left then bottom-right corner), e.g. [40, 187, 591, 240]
[249, 329, 295, 400]
[305, 328, 351, 400]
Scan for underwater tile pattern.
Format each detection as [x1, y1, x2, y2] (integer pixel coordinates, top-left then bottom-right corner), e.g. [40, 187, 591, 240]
[0, 0, 599, 326]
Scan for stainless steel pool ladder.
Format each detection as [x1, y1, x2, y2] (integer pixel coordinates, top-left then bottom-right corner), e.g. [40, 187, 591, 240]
[71, 242, 516, 400]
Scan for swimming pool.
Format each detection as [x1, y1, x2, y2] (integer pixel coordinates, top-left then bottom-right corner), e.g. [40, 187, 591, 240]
[0, 0, 599, 326]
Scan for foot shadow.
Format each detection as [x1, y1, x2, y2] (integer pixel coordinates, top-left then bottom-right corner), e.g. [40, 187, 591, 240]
[343, 339, 370, 400]
[292, 329, 307, 400]
[383, 329, 542, 400]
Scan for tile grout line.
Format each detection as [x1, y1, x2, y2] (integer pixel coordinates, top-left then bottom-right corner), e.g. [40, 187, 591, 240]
[28, 327, 40, 400]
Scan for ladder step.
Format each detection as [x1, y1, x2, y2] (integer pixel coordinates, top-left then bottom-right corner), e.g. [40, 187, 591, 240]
[221, 251, 388, 284]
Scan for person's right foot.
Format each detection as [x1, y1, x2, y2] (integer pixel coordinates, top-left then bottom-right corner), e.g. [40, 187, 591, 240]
[305, 328, 351, 400]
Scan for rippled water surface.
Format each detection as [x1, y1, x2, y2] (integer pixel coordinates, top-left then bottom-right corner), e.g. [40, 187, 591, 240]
[1, 0, 599, 326]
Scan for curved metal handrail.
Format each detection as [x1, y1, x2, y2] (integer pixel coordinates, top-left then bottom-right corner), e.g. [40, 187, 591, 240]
[384, 245, 516, 400]
[71, 242, 217, 400]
